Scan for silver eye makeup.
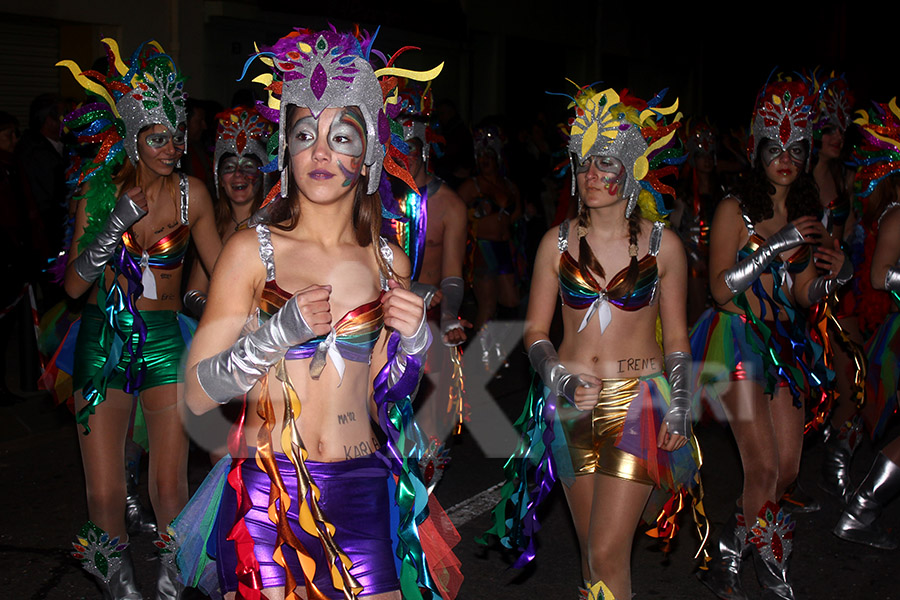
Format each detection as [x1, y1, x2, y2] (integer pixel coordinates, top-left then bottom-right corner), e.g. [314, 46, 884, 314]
[287, 110, 366, 158]
[575, 154, 624, 175]
[220, 156, 261, 178]
[144, 131, 185, 149]
[760, 140, 808, 167]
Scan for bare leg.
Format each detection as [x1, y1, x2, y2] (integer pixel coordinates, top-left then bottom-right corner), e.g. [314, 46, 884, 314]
[473, 274, 498, 333]
[75, 388, 134, 539]
[140, 383, 189, 528]
[770, 387, 805, 500]
[562, 474, 595, 582]
[719, 379, 780, 522]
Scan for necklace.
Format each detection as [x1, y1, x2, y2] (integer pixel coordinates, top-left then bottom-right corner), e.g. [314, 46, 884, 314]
[231, 213, 251, 231]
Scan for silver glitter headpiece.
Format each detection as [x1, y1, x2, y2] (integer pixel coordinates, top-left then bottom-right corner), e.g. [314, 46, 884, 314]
[244, 28, 442, 199]
[398, 79, 433, 162]
[213, 106, 273, 192]
[748, 79, 813, 167]
[809, 69, 853, 137]
[566, 86, 681, 217]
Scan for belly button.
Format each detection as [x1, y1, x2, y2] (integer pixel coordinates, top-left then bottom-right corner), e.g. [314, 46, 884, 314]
[318, 441, 325, 453]
[591, 356, 599, 364]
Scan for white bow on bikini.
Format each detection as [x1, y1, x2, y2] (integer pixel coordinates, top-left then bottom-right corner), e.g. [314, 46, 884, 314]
[578, 292, 612, 334]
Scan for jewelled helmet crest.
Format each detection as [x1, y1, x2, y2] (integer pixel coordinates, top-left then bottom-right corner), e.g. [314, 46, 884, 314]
[559, 83, 684, 217]
[242, 26, 443, 197]
[58, 38, 188, 175]
[213, 106, 274, 192]
[851, 98, 900, 198]
[748, 78, 813, 167]
[808, 68, 853, 138]
[398, 78, 440, 164]
[683, 116, 717, 158]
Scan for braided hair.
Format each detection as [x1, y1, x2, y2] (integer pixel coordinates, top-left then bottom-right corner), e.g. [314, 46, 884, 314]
[576, 200, 644, 295]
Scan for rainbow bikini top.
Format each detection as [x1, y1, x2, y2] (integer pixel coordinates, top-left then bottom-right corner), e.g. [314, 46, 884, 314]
[255, 224, 387, 382]
[121, 173, 190, 299]
[558, 220, 663, 334]
[736, 211, 811, 293]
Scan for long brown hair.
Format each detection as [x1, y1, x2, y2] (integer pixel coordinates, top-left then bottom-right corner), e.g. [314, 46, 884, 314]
[112, 156, 180, 216]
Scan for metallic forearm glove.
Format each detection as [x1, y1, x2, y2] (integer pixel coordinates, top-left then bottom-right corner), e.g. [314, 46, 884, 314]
[388, 299, 432, 387]
[72, 193, 146, 283]
[183, 290, 208, 320]
[439, 276, 465, 345]
[723, 223, 805, 295]
[409, 281, 438, 308]
[885, 265, 900, 292]
[807, 251, 853, 304]
[663, 351, 693, 438]
[528, 339, 585, 405]
[196, 296, 315, 403]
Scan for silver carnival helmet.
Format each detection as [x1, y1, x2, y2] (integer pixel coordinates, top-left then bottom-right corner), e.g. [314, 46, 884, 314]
[809, 68, 853, 138]
[213, 106, 273, 192]
[747, 78, 814, 169]
[112, 41, 188, 165]
[565, 86, 680, 217]
[398, 78, 433, 163]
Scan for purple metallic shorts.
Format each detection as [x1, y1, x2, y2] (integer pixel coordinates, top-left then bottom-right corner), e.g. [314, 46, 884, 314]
[215, 451, 399, 598]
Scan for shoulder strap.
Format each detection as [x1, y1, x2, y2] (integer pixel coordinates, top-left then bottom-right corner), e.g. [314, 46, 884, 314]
[256, 224, 275, 282]
[379, 236, 394, 291]
[179, 173, 190, 226]
[558, 219, 570, 253]
[879, 201, 900, 226]
[649, 221, 665, 256]
[731, 195, 755, 234]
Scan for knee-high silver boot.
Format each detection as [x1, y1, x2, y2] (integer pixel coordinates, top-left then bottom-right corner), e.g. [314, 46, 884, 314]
[153, 528, 184, 600]
[696, 508, 750, 600]
[72, 522, 142, 599]
[748, 502, 796, 600]
[820, 417, 862, 504]
[125, 457, 157, 535]
[833, 453, 900, 550]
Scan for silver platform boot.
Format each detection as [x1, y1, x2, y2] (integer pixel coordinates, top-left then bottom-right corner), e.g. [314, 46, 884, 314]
[697, 508, 750, 600]
[748, 502, 796, 600]
[72, 521, 142, 599]
[152, 528, 184, 600]
[833, 452, 900, 550]
[820, 417, 862, 504]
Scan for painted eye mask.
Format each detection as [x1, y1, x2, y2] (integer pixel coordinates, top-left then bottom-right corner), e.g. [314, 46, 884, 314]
[575, 154, 624, 176]
[760, 140, 808, 167]
[145, 129, 186, 149]
[220, 156, 261, 179]
[288, 110, 365, 158]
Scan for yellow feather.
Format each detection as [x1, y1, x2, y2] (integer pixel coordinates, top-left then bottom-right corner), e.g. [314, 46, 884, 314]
[374, 62, 444, 82]
[100, 38, 128, 76]
[56, 60, 121, 119]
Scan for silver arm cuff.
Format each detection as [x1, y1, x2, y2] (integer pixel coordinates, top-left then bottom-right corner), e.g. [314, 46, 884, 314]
[440, 276, 465, 343]
[528, 339, 583, 404]
[196, 296, 315, 403]
[183, 290, 208, 320]
[388, 300, 432, 387]
[723, 223, 805, 295]
[409, 282, 438, 308]
[885, 265, 900, 292]
[807, 251, 853, 304]
[663, 351, 692, 438]
[72, 193, 146, 283]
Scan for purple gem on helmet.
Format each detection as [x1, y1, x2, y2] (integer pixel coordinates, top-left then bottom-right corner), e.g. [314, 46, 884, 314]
[311, 64, 328, 100]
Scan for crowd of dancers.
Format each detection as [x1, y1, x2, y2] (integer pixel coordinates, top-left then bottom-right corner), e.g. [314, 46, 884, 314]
[3, 21, 899, 600]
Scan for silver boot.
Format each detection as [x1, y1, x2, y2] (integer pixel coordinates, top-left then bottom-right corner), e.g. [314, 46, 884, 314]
[820, 418, 862, 503]
[696, 509, 750, 600]
[833, 453, 900, 550]
[72, 521, 142, 599]
[748, 502, 795, 600]
[125, 459, 157, 535]
[153, 528, 184, 600]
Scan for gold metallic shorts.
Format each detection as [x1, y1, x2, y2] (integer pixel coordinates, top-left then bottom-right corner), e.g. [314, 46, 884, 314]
[557, 376, 656, 485]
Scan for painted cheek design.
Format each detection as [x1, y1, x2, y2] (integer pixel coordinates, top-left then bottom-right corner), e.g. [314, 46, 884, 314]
[337, 156, 363, 187]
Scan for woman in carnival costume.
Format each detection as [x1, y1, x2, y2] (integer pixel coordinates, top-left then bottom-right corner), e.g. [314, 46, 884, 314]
[832, 98, 900, 550]
[803, 70, 869, 506]
[692, 78, 851, 600]
[480, 84, 702, 600]
[58, 39, 223, 599]
[180, 26, 461, 600]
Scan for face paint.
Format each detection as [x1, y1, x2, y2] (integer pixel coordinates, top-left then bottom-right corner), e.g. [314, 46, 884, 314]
[144, 129, 186, 149]
[220, 156, 261, 179]
[759, 139, 808, 167]
[288, 115, 319, 156]
[576, 155, 626, 195]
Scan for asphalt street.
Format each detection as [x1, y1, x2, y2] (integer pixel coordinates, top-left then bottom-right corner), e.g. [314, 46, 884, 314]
[1, 333, 899, 599]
